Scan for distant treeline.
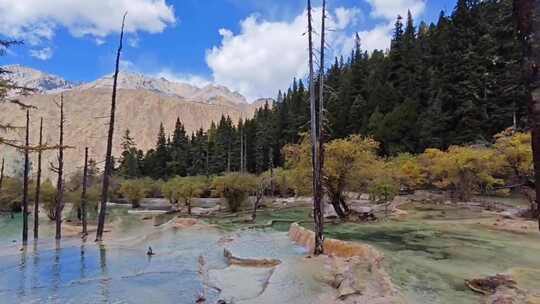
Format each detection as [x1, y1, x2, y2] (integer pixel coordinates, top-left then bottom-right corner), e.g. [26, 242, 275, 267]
[118, 0, 527, 179]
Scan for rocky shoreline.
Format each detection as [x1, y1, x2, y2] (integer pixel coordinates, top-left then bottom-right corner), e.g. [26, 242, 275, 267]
[288, 223, 405, 304]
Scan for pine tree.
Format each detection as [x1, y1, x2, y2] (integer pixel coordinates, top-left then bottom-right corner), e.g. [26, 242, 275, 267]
[118, 129, 141, 178]
[169, 118, 190, 176]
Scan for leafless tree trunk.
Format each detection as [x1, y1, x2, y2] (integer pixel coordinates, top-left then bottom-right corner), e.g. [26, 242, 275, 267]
[269, 147, 275, 195]
[34, 117, 43, 239]
[515, 0, 540, 230]
[251, 190, 264, 222]
[0, 158, 4, 192]
[244, 133, 248, 173]
[319, 0, 326, 146]
[227, 147, 231, 173]
[55, 94, 65, 240]
[206, 136, 210, 177]
[319, 0, 329, 217]
[240, 120, 244, 173]
[22, 109, 30, 245]
[308, 0, 324, 255]
[96, 13, 127, 241]
[81, 147, 89, 236]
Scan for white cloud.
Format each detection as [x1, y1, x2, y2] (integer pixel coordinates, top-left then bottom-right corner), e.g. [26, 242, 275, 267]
[119, 59, 136, 71]
[0, 0, 176, 44]
[357, 23, 393, 52]
[354, 0, 426, 53]
[95, 38, 106, 46]
[335, 7, 361, 29]
[29, 47, 53, 60]
[128, 35, 140, 48]
[154, 69, 211, 88]
[366, 0, 426, 20]
[206, 7, 357, 100]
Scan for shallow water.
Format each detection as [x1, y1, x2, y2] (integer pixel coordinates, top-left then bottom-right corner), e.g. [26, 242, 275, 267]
[0, 210, 324, 304]
[3, 203, 539, 304]
[246, 203, 540, 304]
[323, 204, 540, 304]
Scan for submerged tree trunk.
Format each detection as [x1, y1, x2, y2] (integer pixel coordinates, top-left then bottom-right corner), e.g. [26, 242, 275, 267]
[251, 190, 264, 222]
[0, 157, 4, 221]
[307, 0, 324, 255]
[22, 109, 30, 245]
[96, 13, 127, 242]
[515, 0, 540, 230]
[81, 147, 89, 236]
[55, 95, 65, 240]
[34, 117, 43, 239]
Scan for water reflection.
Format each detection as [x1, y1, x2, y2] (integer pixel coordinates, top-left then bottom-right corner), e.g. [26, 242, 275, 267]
[17, 245, 27, 300]
[99, 243, 110, 303]
[0, 215, 321, 304]
[51, 240, 61, 302]
[31, 241, 39, 291]
[80, 242, 87, 280]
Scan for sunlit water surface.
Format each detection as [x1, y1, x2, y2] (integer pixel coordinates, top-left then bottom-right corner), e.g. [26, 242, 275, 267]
[0, 210, 323, 304]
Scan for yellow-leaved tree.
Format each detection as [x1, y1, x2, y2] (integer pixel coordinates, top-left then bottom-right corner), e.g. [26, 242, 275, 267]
[284, 134, 381, 218]
[176, 176, 207, 215]
[389, 153, 426, 191]
[419, 146, 503, 201]
[212, 173, 257, 213]
[119, 179, 149, 208]
[494, 130, 533, 182]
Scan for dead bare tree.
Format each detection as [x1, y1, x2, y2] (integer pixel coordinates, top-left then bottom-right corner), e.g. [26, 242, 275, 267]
[240, 119, 244, 173]
[0, 158, 4, 192]
[96, 12, 127, 241]
[319, 0, 326, 146]
[22, 109, 30, 245]
[307, 0, 324, 255]
[81, 147, 89, 236]
[515, 0, 540, 230]
[54, 94, 65, 240]
[34, 117, 43, 239]
[251, 175, 270, 222]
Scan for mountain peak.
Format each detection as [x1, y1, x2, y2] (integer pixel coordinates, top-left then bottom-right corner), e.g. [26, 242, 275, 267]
[1, 65, 255, 105]
[82, 70, 248, 105]
[2, 65, 74, 94]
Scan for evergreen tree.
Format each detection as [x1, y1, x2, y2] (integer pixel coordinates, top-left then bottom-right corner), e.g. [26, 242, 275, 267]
[118, 129, 141, 178]
[168, 118, 190, 176]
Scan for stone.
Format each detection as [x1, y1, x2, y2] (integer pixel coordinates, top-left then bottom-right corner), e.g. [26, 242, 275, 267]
[288, 223, 383, 261]
[324, 203, 338, 219]
[174, 218, 199, 229]
[208, 265, 275, 302]
[223, 249, 281, 267]
[465, 274, 516, 295]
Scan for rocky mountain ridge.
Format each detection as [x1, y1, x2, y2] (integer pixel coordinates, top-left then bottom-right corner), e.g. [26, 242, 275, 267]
[0, 65, 271, 179]
[3, 65, 252, 105]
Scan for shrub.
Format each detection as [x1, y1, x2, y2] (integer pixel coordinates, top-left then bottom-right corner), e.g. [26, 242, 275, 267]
[0, 177, 23, 212]
[212, 173, 257, 213]
[419, 146, 503, 201]
[118, 179, 148, 208]
[162, 176, 206, 214]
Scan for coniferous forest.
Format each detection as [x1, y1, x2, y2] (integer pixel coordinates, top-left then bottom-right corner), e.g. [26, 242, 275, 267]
[3, 0, 540, 303]
[119, 0, 527, 179]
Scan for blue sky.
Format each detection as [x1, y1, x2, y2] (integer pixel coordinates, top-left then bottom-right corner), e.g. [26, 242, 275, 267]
[0, 0, 456, 100]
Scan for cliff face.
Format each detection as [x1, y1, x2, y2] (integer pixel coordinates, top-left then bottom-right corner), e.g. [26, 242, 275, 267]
[0, 88, 259, 180]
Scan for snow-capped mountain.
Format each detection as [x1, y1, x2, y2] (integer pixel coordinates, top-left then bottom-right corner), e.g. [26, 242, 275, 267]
[2, 65, 251, 105]
[78, 71, 248, 105]
[2, 64, 75, 94]
[0, 65, 267, 180]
